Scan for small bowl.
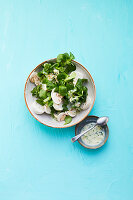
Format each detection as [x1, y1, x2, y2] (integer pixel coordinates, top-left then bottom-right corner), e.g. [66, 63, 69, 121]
[75, 116, 109, 149]
[24, 59, 96, 128]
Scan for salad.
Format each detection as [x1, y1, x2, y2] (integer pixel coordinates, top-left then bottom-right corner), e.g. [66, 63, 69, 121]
[30, 52, 91, 125]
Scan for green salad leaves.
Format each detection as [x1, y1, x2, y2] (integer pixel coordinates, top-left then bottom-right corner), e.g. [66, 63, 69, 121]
[64, 116, 72, 125]
[31, 52, 88, 125]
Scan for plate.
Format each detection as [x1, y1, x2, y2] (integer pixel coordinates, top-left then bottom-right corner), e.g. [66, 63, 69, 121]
[24, 59, 96, 128]
[75, 116, 109, 149]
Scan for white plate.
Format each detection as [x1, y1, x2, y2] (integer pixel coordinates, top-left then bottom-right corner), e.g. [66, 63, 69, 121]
[24, 59, 96, 128]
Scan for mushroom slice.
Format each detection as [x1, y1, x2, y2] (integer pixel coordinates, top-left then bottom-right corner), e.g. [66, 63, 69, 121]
[30, 72, 40, 85]
[75, 102, 80, 108]
[30, 72, 37, 83]
[65, 109, 76, 117]
[31, 101, 45, 114]
[54, 112, 66, 122]
[44, 104, 51, 114]
[81, 96, 92, 110]
[51, 89, 62, 104]
[53, 102, 63, 111]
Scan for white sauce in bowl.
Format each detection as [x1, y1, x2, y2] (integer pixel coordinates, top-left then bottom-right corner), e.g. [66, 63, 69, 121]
[81, 122, 105, 146]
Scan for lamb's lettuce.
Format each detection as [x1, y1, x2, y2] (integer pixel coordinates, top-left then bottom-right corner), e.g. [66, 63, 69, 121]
[31, 52, 88, 125]
[64, 116, 72, 125]
[59, 86, 67, 96]
[39, 89, 47, 99]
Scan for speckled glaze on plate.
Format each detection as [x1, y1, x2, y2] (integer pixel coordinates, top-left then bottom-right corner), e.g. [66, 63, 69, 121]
[75, 116, 109, 149]
[24, 59, 96, 128]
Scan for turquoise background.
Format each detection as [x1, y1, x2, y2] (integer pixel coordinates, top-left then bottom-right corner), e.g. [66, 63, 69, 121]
[0, 0, 133, 199]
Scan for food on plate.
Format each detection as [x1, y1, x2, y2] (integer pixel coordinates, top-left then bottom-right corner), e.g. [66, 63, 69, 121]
[30, 52, 91, 125]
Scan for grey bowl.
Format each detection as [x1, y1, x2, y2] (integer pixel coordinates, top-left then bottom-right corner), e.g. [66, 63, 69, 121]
[75, 116, 109, 149]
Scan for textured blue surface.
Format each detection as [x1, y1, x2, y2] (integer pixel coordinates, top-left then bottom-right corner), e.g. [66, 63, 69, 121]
[0, 0, 133, 199]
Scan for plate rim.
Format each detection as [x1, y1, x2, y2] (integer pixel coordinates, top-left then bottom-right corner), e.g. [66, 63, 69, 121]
[75, 115, 109, 149]
[24, 59, 96, 128]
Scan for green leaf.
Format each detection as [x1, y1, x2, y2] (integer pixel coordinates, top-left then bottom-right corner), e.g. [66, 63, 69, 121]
[75, 79, 88, 100]
[56, 52, 75, 68]
[50, 107, 57, 115]
[82, 79, 88, 83]
[69, 52, 75, 60]
[43, 63, 54, 73]
[59, 86, 67, 96]
[55, 65, 65, 72]
[46, 81, 56, 91]
[36, 99, 45, 106]
[42, 68, 48, 75]
[47, 92, 51, 97]
[54, 86, 59, 93]
[75, 79, 83, 90]
[39, 89, 47, 99]
[62, 99, 69, 111]
[31, 85, 41, 97]
[43, 63, 51, 70]
[82, 86, 88, 102]
[41, 77, 47, 84]
[53, 63, 59, 68]
[62, 104, 68, 111]
[66, 82, 74, 91]
[65, 72, 76, 81]
[65, 63, 76, 74]
[59, 67, 65, 72]
[43, 96, 51, 103]
[76, 79, 88, 89]
[57, 72, 67, 81]
[63, 53, 70, 60]
[64, 116, 72, 125]
[60, 80, 66, 85]
[56, 54, 64, 63]
[48, 100, 53, 108]
[37, 71, 43, 77]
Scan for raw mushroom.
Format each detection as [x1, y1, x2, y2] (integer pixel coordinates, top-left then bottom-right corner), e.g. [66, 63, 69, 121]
[32, 101, 45, 114]
[30, 72, 40, 85]
[81, 96, 92, 110]
[53, 102, 63, 111]
[65, 109, 76, 117]
[30, 72, 37, 83]
[54, 112, 66, 122]
[75, 102, 80, 107]
[51, 89, 62, 104]
[44, 104, 51, 114]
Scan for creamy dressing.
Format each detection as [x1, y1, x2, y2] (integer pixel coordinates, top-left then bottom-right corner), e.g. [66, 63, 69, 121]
[81, 122, 105, 146]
